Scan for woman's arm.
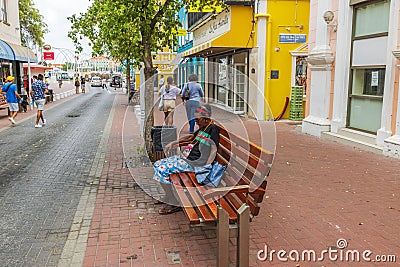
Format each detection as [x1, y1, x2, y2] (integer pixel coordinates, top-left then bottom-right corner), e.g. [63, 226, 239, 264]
[164, 134, 195, 154]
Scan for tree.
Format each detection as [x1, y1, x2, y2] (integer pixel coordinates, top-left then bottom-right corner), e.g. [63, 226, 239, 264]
[18, 0, 48, 47]
[68, 0, 223, 154]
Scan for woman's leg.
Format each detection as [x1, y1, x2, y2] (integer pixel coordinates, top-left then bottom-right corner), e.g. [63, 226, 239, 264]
[188, 100, 200, 133]
[166, 110, 174, 126]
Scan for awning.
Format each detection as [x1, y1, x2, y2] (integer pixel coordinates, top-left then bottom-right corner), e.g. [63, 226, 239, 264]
[5, 42, 37, 63]
[0, 39, 14, 60]
[183, 37, 244, 58]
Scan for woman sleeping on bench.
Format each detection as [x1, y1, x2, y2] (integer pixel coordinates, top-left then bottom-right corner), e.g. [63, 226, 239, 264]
[153, 104, 219, 215]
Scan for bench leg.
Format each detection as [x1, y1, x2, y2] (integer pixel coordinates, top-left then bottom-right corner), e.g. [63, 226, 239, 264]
[237, 204, 250, 267]
[217, 206, 229, 267]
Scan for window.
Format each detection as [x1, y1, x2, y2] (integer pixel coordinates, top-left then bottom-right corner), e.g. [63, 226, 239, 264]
[354, 0, 389, 37]
[352, 68, 385, 96]
[347, 0, 389, 133]
[1, 0, 7, 23]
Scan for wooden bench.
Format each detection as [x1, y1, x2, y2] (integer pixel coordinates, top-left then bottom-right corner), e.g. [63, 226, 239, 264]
[169, 124, 274, 266]
[0, 95, 9, 110]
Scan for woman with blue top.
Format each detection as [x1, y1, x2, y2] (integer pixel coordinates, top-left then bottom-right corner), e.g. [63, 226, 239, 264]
[181, 73, 204, 133]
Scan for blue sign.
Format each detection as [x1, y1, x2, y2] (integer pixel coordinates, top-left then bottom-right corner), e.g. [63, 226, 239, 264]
[279, 34, 307, 44]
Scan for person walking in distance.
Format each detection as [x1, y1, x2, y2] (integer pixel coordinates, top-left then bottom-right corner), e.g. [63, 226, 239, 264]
[181, 73, 204, 133]
[159, 76, 181, 126]
[1, 76, 22, 125]
[102, 78, 107, 89]
[81, 76, 86, 93]
[30, 74, 48, 128]
[74, 77, 80, 94]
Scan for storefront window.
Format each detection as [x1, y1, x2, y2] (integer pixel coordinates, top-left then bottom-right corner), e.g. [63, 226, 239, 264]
[348, 0, 389, 133]
[354, 0, 389, 37]
[217, 57, 227, 104]
[351, 68, 385, 96]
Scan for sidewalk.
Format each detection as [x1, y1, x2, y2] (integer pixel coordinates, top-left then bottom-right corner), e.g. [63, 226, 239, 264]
[82, 95, 400, 266]
[0, 79, 83, 129]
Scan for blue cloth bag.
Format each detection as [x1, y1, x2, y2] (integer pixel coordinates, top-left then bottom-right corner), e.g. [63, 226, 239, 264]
[195, 162, 227, 187]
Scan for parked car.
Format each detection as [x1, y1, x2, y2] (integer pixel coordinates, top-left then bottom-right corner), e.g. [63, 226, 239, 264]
[91, 76, 102, 87]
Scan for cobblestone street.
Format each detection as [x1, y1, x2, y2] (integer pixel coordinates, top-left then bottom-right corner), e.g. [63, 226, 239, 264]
[0, 86, 116, 265]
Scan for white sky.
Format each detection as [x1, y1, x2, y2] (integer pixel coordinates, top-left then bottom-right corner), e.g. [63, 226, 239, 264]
[33, 0, 93, 63]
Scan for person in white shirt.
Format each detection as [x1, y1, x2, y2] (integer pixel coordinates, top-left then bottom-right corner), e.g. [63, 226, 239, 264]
[102, 78, 107, 89]
[159, 76, 181, 126]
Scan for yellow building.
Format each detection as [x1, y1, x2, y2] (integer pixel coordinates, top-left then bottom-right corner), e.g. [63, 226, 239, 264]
[180, 0, 310, 120]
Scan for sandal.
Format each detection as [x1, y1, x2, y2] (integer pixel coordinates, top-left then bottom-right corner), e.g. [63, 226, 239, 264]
[159, 205, 182, 215]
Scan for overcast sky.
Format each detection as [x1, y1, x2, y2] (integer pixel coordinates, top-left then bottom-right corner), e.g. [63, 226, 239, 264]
[33, 0, 93, 63]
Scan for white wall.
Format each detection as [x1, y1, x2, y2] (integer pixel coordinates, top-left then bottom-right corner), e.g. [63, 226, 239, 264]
[0, 0, 22, 44]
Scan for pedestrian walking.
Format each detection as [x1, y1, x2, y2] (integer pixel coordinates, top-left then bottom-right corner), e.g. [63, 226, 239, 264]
[153, 104, 219, 214]
[1, 76, 22, 125]
[181, 73, 204, 133]
[158, 74, 164, 91]
[81, 76, 86, 93]
[74, 77, 80, 94]
[159, 76, 181, 126]
[30, 74, 48, 128]
[102, 78, 107, 89]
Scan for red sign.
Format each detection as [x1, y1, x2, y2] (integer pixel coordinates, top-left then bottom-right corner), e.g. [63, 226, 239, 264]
[43, 52, 54, 60]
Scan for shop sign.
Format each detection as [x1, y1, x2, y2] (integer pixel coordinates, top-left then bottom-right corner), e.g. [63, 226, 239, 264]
[193, 11, 230, 46]
[43, 52, 54, 60]
[188, 1, 223, 12]
[371, 71, 379, 86]
[279, 34, 307, 44]
[155, 64, 174, 72]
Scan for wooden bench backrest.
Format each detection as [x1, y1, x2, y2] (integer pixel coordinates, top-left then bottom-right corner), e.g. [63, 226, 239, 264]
[0, 95, 8, 108]
[216, 124, 274, 217]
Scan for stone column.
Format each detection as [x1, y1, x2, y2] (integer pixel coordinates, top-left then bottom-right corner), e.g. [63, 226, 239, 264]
[302, 0, 334, 137]
[330, 0, 352, 133]
[377, 0, 399, 146]
[383, 50, 400, 158]
[255, 0, 267, 120]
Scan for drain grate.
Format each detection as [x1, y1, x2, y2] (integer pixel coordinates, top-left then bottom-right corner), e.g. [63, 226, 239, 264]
[66, 114, 80, 118]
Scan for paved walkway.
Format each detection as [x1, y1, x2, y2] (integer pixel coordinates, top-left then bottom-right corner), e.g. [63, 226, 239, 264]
[80, 95, 399, 266]
[2, 81, 397, 266]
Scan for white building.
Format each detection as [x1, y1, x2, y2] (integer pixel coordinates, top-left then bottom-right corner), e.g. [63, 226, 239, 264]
[0, 0, 37, 91]
[303, 0, 400, 158]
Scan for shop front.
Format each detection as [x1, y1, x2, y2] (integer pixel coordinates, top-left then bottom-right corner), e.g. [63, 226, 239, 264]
[0, 39, 37, 93]
[183, 6, 254, 115]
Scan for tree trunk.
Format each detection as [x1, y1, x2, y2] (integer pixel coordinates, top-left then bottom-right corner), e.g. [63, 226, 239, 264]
[143, 45, 156, 157]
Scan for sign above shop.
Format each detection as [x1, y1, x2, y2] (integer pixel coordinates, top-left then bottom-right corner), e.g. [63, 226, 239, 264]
[188, 1, 223, 12]
[193, 11, 230, 46]
[43, 52, 54, 60]
[279, 34, 307, 44]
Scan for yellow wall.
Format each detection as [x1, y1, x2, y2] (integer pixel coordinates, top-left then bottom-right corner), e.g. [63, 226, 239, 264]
[265, 0, 310, 119]
[213, 6, 254, 47]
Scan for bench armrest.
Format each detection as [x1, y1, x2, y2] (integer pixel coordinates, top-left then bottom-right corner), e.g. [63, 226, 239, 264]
[201, 185, 265, 199]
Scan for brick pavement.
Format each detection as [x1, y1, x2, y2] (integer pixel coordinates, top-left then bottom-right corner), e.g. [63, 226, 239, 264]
[82, 95, 400, 266]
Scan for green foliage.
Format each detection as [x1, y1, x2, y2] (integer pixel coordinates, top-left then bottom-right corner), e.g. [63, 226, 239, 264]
[68, 0, 224, 70]
[18, 0, 48, 47]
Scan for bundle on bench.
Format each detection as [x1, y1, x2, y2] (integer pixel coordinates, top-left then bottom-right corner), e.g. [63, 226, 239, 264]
[169, 124, 273, 267]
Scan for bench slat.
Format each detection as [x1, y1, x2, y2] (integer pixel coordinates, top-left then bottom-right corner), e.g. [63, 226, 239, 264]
[180, 173, 216, 224]
[219, 135, 269, 175]
[218, 125, 274, 164]
[170, 174, 200, 224]
[186, 173, 238, 224]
